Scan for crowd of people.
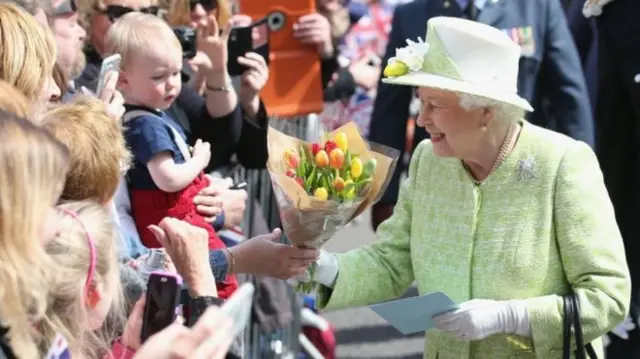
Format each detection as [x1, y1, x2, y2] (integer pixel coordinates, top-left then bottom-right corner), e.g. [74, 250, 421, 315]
[0, 0, 638, 358]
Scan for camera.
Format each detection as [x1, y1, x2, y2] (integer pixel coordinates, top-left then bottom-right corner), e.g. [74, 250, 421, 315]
[173, 26, 197, 59]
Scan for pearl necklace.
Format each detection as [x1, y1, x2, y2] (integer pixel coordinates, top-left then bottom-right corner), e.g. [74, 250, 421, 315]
[464, 124, 517, 185]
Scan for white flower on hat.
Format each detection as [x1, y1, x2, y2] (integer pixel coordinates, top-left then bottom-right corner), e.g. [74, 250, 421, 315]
[383, 37, 430, 77]
[583, 0, 618, 17]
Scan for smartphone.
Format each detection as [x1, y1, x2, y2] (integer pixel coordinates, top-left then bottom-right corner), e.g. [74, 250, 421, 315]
[173, 26, 197, 59]
[238, 0, 324, 117]
[140, 271, 183, 343]
[95, 54, 121, 97]
[230, 181, 247, 190]
[227, 17, 270, 76]
[220, 283, 255, 337]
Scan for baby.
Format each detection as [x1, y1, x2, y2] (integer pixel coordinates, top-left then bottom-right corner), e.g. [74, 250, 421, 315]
[104, 12, 237, 299]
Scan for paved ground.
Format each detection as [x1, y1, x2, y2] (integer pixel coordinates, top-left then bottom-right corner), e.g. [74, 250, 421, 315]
[321, 210, 423, 359]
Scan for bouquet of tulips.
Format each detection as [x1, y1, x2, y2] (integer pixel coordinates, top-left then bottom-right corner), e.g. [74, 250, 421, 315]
[267, 122, 400, 293]
[282, 132, 378, 204]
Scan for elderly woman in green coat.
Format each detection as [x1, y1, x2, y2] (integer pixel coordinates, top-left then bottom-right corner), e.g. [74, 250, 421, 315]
[294, 17, 631, 359]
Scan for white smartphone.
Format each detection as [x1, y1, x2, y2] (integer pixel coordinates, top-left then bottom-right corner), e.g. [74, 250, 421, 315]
[96, 54, 122, 97]
[220, 282, 255, 337]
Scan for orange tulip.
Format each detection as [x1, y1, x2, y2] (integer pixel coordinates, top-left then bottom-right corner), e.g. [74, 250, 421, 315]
[329, 148, 345, 169]
[315, 150, 329, 167]
[333, 177, 345, 191]
[283, 149, 299, 169]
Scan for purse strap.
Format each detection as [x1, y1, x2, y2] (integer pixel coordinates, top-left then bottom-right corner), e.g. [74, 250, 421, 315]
[563, 294, 598, 359]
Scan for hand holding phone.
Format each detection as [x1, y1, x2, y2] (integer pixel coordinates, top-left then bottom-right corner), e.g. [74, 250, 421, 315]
[140, 271, 183, 344]
[96, 54, 121, 98]
[227, 17, 270, 76]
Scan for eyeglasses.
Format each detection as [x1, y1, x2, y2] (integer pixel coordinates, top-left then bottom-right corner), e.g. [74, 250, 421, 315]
[190, 0, 217, 12]
[98, 5, 160, 22]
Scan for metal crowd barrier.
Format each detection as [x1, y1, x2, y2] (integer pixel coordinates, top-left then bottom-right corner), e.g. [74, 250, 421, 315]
[233, 116, 322, 359]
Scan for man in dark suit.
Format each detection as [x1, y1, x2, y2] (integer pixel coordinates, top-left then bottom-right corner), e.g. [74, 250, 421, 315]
[589, 0, 640, 356]
[369, 0, 593, 229]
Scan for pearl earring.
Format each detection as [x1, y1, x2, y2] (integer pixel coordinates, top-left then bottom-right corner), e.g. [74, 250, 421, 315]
[481, 124, 487, 131]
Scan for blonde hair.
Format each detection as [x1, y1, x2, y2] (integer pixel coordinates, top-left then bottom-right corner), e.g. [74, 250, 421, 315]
[0, 2, 57, 102]
[167, 0, 231, 27]
[104, 11, 181, 69]
[0, 80, 30, 118]
[39, 200, 125, 359]
[0, 110, 69, 359]
[40, 95, 131, 205]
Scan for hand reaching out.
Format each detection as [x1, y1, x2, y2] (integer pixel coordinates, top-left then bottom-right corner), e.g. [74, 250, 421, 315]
[80, 71, 125, 120]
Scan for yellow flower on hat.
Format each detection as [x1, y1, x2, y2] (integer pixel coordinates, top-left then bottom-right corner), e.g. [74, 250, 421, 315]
[383, 37, 430, 77]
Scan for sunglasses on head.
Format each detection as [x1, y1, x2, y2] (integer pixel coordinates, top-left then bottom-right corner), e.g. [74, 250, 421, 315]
[190, 0, 217, 12]
[100, 5, 160, 22]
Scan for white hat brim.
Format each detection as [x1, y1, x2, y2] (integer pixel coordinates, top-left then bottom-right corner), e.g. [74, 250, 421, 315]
[382, 72, 534, 112]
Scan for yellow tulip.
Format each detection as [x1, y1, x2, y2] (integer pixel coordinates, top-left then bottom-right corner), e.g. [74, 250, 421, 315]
[314, 187, 328, 201]
[335, 133, 348, 152]
[351, 157, 363, 178]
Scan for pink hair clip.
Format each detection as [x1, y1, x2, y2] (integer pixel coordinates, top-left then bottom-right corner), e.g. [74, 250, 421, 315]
[59, 208, 97, 294]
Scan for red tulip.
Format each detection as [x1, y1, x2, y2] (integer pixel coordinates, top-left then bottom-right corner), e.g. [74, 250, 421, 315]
[324, 140, 337, 154]
[310, 143, 322, 156]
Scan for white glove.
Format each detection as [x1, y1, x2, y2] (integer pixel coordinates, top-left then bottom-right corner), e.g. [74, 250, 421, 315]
[287, 250, 339, 288]
[433, 299, 531, 341]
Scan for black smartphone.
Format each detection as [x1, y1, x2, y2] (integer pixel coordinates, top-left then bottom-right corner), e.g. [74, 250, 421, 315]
[173, 26, 197, 59]
[227, 17, 270, 76]
[140, 271, 183, 343]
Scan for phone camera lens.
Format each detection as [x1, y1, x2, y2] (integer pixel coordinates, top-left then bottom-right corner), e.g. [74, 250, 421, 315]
[267, 11, 285, 32]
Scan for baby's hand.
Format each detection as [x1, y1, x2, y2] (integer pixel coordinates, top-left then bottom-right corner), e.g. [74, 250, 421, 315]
[192, 139, 211, 169]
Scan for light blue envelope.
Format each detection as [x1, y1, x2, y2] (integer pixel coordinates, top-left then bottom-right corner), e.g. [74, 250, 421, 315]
[369, 291, 458, 335]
